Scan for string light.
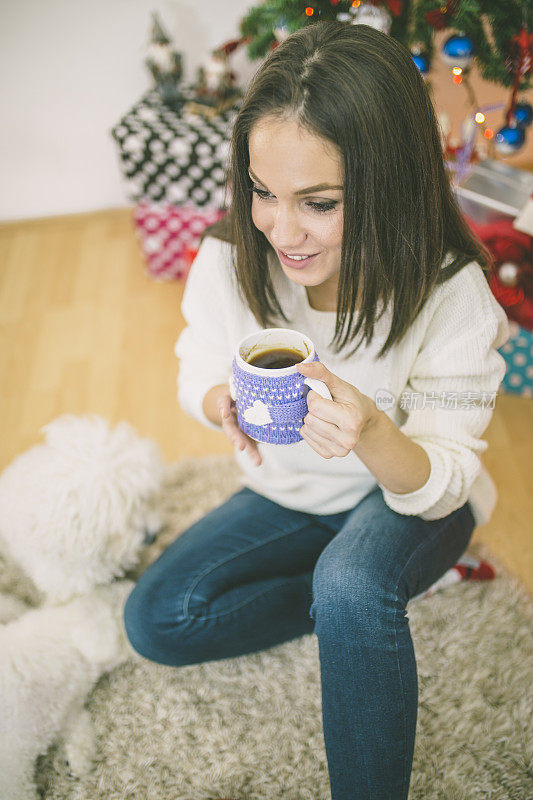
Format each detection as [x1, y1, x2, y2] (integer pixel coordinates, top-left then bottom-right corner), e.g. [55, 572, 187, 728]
[475, 112, 485, 124]
[305, 6, 314, 15]
[453, 74, 463, 85]
[351, 1, 361, 7]
[452, 67, 463, 76]
[484, 128, 494, 139]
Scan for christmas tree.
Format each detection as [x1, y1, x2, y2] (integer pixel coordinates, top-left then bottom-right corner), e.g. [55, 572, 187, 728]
[239, 0, 533, 157]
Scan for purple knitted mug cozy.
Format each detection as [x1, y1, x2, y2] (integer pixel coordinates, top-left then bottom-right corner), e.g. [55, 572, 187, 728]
[232, 353, 320, 445]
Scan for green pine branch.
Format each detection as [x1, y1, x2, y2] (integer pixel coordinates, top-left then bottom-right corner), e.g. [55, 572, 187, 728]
[240, 0, 532, 91]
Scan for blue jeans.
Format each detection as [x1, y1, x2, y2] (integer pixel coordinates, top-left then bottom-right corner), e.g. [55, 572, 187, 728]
[124, 485, 475, 800]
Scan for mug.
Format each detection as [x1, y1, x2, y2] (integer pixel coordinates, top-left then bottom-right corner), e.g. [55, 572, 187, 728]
[229, 328, 332, 445]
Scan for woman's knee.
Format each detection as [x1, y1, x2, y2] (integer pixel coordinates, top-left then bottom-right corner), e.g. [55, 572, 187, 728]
[310, 545, 399, 631]
[123, 566, 226, 667]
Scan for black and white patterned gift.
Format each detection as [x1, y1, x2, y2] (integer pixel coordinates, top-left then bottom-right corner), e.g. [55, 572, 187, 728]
[111, 88, 239, 208]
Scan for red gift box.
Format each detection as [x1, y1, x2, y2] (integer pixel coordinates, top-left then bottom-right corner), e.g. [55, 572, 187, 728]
[466, 216, 533, 332]
[133, 203, 225, 280]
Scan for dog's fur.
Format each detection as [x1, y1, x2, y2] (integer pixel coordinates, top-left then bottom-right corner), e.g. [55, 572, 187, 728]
[0, 415, 164, 605]
[0, 582, 134, 800]
[0, 415, 165, 800]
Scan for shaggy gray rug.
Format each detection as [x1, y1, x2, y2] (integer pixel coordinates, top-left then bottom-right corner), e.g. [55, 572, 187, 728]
[14, 457, 533, 798]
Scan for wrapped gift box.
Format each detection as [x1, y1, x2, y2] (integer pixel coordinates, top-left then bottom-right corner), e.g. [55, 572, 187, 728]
[454, 159, 533, 226]
[133, 203, 225, 280]
[498, 321, 533, 397]
[465, 217, 533, 332]
[111, 87, 239, 208]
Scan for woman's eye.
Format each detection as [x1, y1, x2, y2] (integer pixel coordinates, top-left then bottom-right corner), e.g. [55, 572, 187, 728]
[251, 186, 338, 214]
[307, 200, 338, 213]
[251, 187, 274, 201]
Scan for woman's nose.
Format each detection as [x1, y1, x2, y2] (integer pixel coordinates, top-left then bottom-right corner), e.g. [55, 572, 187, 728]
[270, 207, 307, 250]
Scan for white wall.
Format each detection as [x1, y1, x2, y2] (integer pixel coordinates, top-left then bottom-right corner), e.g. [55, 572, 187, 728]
[0, 0, 256, 222]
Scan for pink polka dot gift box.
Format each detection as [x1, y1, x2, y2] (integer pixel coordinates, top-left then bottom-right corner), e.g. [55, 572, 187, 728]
[133, 203, 224, 281]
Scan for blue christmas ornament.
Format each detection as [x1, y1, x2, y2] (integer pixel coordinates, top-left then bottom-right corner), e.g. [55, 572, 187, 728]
[513, 102, 533, 128]
[441, 33, 474, 69]
[494, 125, 526, 156]
[412, 51, 430, 75]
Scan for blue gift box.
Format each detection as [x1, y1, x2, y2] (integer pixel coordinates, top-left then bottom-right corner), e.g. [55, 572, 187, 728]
[498, 321, 533, 397]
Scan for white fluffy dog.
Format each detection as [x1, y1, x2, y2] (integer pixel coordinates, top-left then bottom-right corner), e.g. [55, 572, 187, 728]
[0, 415, 165, 800]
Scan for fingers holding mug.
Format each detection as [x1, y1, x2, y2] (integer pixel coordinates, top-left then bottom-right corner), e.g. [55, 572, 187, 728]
[217, 394, 262, 467]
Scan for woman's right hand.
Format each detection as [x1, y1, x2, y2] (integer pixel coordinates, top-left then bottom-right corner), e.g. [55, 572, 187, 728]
[217, 393, 262, 467]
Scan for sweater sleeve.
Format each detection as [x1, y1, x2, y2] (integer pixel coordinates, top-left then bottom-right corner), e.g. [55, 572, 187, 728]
[379, 264, 510, 521]
[174, 236, 236, 430]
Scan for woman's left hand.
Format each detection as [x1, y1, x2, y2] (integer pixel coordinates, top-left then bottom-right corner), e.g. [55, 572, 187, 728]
[297, 361, 379, 459]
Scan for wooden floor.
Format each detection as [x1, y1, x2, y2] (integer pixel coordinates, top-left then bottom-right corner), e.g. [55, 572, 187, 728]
[1, 208, 532, 594]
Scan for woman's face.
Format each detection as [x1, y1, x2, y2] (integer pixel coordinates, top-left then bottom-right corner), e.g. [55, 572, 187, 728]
[248, 116, 344, 308]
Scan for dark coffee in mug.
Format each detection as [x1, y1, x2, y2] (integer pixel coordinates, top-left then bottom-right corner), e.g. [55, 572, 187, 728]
[246, 347, 305, 369]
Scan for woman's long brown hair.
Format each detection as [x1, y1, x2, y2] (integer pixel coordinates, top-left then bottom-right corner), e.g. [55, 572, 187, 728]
[204, 21, 491, 358]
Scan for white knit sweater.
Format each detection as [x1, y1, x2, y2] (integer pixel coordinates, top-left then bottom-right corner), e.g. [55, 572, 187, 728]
[175, 236, 509, 527]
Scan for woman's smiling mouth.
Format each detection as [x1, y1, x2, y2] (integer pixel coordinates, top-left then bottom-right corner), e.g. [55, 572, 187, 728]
[278, 249, 320, 268]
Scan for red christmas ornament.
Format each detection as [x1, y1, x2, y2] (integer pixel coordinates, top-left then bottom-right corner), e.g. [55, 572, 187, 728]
[424, 0, 458, 31]
[505, 28, 533, 124]
[382, 0, 403, 17]
[511, 27, 533, 76]
[368, 0, 403, 17]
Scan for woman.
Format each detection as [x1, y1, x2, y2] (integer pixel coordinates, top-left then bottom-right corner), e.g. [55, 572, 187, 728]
[124, 21, 508, 799]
